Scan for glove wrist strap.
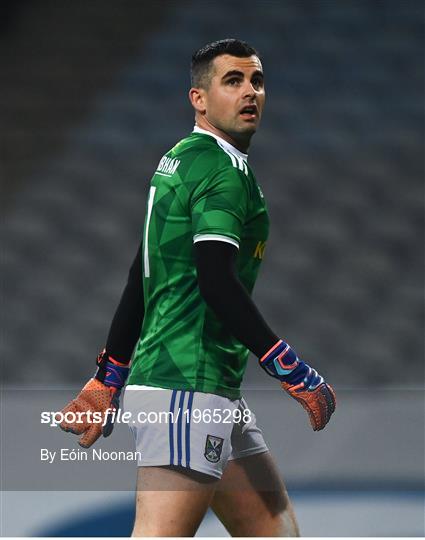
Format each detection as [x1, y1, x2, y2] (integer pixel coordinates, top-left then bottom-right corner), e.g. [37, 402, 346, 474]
[259, 339, 300, 381]
[94, 349, 130, 389]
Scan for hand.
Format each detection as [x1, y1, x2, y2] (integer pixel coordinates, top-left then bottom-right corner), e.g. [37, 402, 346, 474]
[57, 350, 129, 447]
[260, 340, 336, 431]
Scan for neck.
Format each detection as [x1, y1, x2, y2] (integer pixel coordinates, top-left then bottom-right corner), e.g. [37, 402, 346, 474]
[195, 115, 252, 153]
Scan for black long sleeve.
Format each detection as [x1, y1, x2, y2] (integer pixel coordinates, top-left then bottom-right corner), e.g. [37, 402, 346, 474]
[105, 243, 144, 363]
[194, 240, 278, 358]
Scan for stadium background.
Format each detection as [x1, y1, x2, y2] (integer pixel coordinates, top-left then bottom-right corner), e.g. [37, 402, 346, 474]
[1, 0, 423, 536]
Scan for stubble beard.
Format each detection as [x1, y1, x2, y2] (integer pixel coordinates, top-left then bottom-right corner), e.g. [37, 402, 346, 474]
[228, 120, 258, 148]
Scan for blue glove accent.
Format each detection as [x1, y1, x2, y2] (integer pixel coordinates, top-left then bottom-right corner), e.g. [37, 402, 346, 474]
[260, 340, 299, 379]
[102, 389, 121, 437]
[260, 339, 324, 391]
[94, 350, 130, 389]
[102, 362, 129, 389]
[260, 340, 336, 431]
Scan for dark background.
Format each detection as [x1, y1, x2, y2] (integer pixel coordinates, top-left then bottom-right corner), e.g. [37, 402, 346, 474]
[0, 0, 424, 536]
[1, 0, 423, 388]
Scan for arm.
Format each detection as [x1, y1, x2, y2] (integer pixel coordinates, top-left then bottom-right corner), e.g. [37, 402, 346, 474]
[104, 242, 144, 363]
[194, 240, 336, 431]
[57, 243, 144, 447]
[194, 240, 278, 357]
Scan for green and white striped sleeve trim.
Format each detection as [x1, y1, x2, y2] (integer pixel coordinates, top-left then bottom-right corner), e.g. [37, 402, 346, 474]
[193, 233, 239, 249]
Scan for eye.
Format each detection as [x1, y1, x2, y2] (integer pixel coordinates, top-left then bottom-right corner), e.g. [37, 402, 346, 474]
[227, 78, 241, 86]
[252, 77, 264, 89]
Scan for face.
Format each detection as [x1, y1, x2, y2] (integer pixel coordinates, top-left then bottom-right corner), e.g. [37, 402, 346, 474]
[191, 54, 265, 148]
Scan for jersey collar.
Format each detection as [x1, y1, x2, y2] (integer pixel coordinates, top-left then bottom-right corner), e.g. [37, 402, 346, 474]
[193, 125, 248, 161]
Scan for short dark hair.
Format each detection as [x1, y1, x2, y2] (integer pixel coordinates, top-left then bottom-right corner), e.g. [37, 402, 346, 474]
[191, 38, 260, 89]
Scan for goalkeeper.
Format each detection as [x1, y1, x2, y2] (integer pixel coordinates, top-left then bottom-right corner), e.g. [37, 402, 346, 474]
[58, 38, 335, 537]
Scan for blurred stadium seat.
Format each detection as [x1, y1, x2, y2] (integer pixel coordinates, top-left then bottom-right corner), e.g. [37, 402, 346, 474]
[1, 0, 422, 386]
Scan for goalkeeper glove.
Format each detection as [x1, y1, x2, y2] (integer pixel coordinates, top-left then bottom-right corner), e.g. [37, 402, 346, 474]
[57, 350, 129, 448]
[260, 339, 336, 431]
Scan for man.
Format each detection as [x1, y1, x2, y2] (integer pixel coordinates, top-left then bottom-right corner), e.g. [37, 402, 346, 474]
[58, 39, 336, 536]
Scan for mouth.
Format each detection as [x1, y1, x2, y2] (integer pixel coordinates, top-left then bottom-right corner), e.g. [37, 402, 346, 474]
[239, 104, 258, 120]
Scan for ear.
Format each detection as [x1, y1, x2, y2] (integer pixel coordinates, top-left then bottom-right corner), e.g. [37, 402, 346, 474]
[188, 87, 207, 114]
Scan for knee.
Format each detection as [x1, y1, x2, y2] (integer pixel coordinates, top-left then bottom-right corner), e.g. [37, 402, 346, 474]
[278, 505, 300, 537]
[226, 507, 300, 537]
[131, 521, 144, 537]
[131, 522, 165, 537]
[131, 517, 199, 537]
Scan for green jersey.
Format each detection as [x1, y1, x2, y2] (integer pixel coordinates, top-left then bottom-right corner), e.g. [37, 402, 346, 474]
[128, 127, 269, 398]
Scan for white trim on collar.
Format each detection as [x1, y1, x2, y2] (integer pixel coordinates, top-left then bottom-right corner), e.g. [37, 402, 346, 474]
[193, 125, 248, 161]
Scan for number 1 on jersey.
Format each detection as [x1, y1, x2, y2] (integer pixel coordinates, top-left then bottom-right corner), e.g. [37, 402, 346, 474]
[144, 186, 157, 278]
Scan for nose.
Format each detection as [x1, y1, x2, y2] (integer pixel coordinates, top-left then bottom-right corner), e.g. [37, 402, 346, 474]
[242, 79, 256, 99]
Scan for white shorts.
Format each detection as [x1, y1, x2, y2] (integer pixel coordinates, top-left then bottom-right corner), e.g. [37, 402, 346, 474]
[123, 385, 268, 479]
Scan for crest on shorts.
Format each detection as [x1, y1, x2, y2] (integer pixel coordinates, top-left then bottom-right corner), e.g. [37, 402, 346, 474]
[204, 434, 224, 463]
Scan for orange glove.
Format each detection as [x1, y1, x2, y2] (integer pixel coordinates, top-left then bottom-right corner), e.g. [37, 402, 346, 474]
[57, 350, 129, 447]
[281, 379, 336, 431]
[260, 339, 336, 431]
[57, 378, 120, 448]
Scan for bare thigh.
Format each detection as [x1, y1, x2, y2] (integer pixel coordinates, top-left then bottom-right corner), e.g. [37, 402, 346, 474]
[132, 465, 218, 537]
[211, 451, 300, 537]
